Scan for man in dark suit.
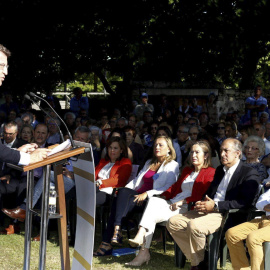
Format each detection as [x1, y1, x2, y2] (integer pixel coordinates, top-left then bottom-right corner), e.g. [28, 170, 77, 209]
[0, 121, 28, 234]
[167, 138, 260, 270]
[0, 44, 51, 166]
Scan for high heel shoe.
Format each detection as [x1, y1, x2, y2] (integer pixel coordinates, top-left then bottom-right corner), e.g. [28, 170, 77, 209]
[93, 242, 112, 256]
[111, 228, 123, 246]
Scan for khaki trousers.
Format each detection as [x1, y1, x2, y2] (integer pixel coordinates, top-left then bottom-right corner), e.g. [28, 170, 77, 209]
[225, 216, 270, 270]
[166, 210, 223, 266]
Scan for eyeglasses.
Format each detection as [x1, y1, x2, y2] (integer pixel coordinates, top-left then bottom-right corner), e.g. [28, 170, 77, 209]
[177, 130, 187, 134]
[0, 63, 9, 70]
[189, 133, 198, 136]
[217, 127, 225, 130]
[244, 146, 259, 151]
[255, 128, 260, 131]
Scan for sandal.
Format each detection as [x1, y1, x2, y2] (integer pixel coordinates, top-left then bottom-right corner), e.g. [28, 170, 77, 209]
[111, 228, 123, 246]
[93, 242, 112, 256]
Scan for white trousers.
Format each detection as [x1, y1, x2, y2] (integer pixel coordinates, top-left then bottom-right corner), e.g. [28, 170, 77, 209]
[139, 196, 188, 248]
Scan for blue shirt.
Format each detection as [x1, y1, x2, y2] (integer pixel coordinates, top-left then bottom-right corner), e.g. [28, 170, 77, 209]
[70, 96, 89, 116]
[245, 95, 268, 118]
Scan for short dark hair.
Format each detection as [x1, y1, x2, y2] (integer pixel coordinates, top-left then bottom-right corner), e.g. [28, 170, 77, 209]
[0, 44, 11, 57]
[105, 136, 128, 161]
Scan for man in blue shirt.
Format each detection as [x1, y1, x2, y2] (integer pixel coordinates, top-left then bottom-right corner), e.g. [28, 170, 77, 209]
[69, 87, 89, 116]
[245, 85, 268, 120]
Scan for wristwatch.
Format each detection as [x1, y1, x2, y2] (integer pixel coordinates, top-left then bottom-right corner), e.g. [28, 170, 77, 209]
[213, 203, 219, 212]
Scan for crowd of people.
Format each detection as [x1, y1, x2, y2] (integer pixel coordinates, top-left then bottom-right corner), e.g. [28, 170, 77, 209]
[1, 43, 270, 270]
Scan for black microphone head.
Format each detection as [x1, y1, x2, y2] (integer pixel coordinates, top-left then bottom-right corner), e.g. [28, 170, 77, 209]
[29, 92, 36, 97]
[24, 94, 31, 100]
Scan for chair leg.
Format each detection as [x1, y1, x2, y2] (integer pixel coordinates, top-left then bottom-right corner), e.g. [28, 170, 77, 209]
[161, 227, 166, 253]
[174, 242, 186, 268]
[264, 242, 270, 269]
[207, 232, 219, 270]
[220, 238, 228, 268]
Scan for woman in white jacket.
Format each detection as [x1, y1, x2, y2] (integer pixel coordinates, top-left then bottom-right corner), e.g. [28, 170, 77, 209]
[94, 136, 179, 256]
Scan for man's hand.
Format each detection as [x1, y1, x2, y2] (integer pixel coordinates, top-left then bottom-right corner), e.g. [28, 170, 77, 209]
[170, 200, 184, 211]
[134, 192, 148, 206]
[63, 167, 74, 179]
[0, 175, 11, 184]
[264, 203, 270, 212]
[194, 195, 215, 213]
[18, 143, 38, 153]
[29, 148, 51, 164]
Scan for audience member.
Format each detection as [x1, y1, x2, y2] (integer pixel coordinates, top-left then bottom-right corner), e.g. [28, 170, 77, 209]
[226, 188, 270, 270]
[47, 118, 62, 144]
[94, 136, 179, 256]
[245, 85, 268, 120]
[134, 93, 154, 120]
[253, 122, 270, 157]
[20, 124, 34, 143]
[215, 122, 226, 145]
[95, 136, 132, 207]
[126, 141, 214, 266]
[124, 126, 144, 166]
[242, 135, 268, 183]
[0, 93, 19, 116]
[167, 138, 260, 269]
[69, 87, 89, 116]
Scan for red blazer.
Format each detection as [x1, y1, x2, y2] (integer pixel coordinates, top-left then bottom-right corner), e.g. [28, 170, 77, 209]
[162, 166, 215, 204]
[95, 157, 132, 189]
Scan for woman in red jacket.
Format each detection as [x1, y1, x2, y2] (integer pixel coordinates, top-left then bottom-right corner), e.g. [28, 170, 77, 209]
[126, 140, 215, 266]
[95, 136, 132, 206]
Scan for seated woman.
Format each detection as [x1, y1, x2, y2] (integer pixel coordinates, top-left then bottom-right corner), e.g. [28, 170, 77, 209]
[126, 140, 215, 266]
[94, 135, 179, 256]
[95, 136, 132, 207]
[243, 135, 268, 183]
[225, 188, 270, 270]
[100, 127, 133, 162]
[20, 124, 34, 143]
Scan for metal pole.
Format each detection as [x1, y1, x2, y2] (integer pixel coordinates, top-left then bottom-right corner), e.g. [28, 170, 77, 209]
[38, 165, 51, 270]
[23, 170, 34, 270]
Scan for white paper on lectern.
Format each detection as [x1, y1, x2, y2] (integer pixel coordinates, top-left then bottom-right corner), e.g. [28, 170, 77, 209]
[48, 139, 71, 156]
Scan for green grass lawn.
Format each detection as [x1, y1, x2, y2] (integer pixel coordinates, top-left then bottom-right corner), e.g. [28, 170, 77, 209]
[0, 220, 233, 270]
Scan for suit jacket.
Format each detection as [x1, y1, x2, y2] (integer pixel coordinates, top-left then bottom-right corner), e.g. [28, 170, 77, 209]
[0, 140, 20, 166]
[95, 157, 132, 189]
[0, 138, 28, 177]
[162, 166, 215, 204]
[126, 159, 179, 198]
[205, 160, 260, 214]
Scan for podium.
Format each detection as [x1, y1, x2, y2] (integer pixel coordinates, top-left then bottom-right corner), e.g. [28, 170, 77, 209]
[8, 145, 93, 270]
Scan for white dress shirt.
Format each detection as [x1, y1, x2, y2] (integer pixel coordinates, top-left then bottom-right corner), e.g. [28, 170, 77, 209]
[256, 188, 270, 217]
[214, 160, 240, 203]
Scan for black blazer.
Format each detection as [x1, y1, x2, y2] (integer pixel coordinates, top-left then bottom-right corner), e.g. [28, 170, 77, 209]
[0, 138, 28, 177]
[205, 161, 260, 214]
[0, 140, 20, 165]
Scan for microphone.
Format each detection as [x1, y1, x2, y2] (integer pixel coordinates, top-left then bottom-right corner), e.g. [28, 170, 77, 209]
[29, 92, 76, 148]
[24, 94, 65, 143]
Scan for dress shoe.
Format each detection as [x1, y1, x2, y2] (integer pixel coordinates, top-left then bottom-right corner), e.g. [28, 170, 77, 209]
[32, 234, 40, 241]
[2, 207, 26, 222]
[0, 224, 20, 235]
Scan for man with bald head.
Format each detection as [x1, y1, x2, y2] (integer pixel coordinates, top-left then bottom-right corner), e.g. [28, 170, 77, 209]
[167, 138, 260, 270]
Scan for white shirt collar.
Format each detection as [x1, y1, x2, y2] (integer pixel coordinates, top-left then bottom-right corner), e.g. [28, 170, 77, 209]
[223, 159, 240, 175]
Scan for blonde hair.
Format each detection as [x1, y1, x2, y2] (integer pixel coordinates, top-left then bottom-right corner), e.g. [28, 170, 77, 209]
[151, 135, 176, 166]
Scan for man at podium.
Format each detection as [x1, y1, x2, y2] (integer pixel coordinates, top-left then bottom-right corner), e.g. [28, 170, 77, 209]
[0, 44, 51, 166]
